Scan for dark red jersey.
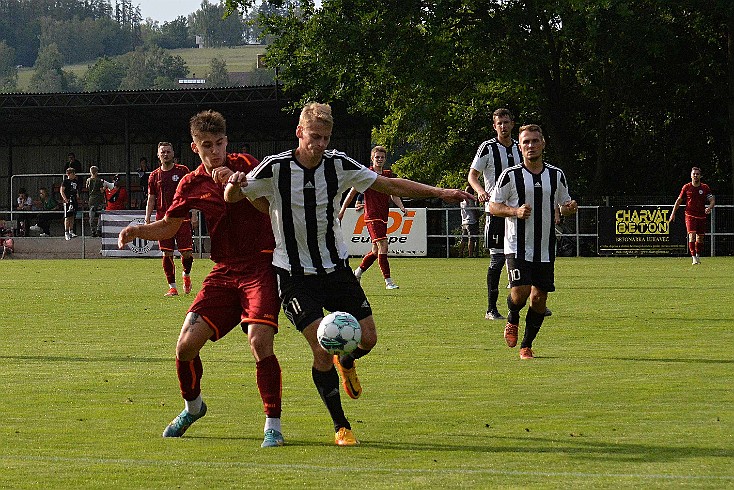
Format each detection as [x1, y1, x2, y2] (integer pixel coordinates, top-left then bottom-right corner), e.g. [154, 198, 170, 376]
[166, 154, 275, 265]
[148, 163, 190, 220]
[363, 168, 395, 221]
[677, 182, 713, 219]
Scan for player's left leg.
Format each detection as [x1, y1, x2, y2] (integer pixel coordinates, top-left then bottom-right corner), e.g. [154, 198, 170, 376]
[486, 251, 506, 319]
[181, 250, 194, 293]
[375, 239, 398, 289]
[694, 232, 704, 264]
[163, 313, 213, 437]
[248, 323, 283, 447]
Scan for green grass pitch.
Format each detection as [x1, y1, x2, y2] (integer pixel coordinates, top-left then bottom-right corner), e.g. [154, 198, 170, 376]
[0, 257, 732, 488]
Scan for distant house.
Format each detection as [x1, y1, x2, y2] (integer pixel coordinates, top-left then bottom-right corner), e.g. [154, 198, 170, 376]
[177, 78, 206, 86]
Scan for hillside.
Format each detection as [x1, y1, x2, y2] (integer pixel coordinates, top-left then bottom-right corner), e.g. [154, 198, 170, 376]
[16, 45, 268, 91]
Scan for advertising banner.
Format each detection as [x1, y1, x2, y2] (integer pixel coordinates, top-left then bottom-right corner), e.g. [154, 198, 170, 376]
[598, 206, 687, 256]
[341, 208, 427, 257]
[101, 211, 163, 257]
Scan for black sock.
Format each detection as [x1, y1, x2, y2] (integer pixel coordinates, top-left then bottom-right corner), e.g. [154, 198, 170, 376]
[339, 347, 370, 370]
[312, 366, 350, 432]
[487, 266, 502, 310]
[506, 295, 525, 325]
[521, 308, 546, 348]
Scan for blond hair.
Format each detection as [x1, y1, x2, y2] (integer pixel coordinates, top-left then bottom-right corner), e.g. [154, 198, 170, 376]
[299, 102, 333, 128]
[518, 124, 545, 140]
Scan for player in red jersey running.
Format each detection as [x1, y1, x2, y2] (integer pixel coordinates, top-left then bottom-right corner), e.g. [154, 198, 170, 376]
[118, 110, 284, 447]
[147, 142, 194, 296]
[669, 166, 715, 265]
[339, 146, 407, 289]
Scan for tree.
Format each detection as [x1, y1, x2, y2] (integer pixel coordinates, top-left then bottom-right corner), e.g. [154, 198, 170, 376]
[28, 43, 80, 92]
[223, 0, 731, 197]
[191, 0, 246, 47]
[206, 57, 231, 87]
[84, 56, 126, 91]
[0, 41, 18, 92]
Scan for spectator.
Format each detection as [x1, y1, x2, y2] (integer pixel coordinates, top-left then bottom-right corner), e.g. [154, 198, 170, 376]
[105, 176, 128, 211]
[30, 187, 59, 237]
[60, 167, 81, 240]
[0, 223, 13, 259]
[459, 185, 480, 258]
[64, 152, 82, 176]
[86, 166, 108, 237]
[16, 187, 33, 236]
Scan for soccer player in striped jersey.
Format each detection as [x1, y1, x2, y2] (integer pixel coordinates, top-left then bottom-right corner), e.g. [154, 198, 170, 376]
[668, 167, 715, 265]
[468, 108, 522, 321]
[225, 102, 473, 446]
[490, 124, 577, 360]
[119, 110, 284, 448]
[146, 142, 194, 297]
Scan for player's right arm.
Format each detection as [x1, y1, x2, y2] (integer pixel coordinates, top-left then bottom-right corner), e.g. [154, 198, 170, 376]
[467, 169, 488, 203]
[669, 194, 684, 222]
[118, 216, 183, 249]
[144, 192, 155, 224]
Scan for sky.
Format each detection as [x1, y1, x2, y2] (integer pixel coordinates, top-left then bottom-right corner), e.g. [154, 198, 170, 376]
[136, 0, 206, 23]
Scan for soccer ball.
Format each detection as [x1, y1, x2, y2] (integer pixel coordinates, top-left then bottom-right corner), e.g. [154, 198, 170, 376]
[317, 311, 362, 355]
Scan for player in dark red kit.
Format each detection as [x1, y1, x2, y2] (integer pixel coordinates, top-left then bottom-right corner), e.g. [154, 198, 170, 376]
[669, 167, 715, 265]
[339, 146, 407, 289]
[146, 142, 194, 296]
[118, 110, 284, 448]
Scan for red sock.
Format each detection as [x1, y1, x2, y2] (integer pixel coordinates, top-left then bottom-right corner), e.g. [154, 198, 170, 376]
[695, 241, 703, 255]
[688, 242, 696, 257]
[181, 255, 193, 275]
[256, 355, 282, 418]
[378, 253, 391, 279]
[163, 255, 176, 284]
[359, 251, 377, 271]
[176, 356, 203, 401]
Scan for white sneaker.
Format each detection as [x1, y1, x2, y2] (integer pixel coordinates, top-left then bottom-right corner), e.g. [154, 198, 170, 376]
[30, 225, 41, 232]
[40, 233, 49, 237]
[69, 232, 77, 238]
[694, 255, 701, 265]
[65, 232, 71, 240]
[385, 279, 399, 290]
[353, 268, 362, 283]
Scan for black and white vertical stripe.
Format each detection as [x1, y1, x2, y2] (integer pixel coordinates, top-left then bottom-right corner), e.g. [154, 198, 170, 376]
[492, 163, 571, 262]
[246, 149, 377, 275]
[470, 138, 521, 211]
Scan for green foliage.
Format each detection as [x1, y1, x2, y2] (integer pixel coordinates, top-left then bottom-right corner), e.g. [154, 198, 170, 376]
[84, 56, 127, 91]
[225, 0, 731, 198]
[0, 41, 18, 92]
[142, 16, 195, 50]
[190, 1, 247, 47]
[0, 257, 732, 487]
[205, 57, 231, 87]
[116, 47, 188, 91]
[28, 43, 80, 93]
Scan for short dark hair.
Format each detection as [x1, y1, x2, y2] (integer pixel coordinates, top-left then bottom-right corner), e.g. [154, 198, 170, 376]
[493, 108, 514, 120]
[190, 110, 227, 138]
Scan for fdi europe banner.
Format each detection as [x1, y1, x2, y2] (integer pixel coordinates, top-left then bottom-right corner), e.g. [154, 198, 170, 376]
[341, 208, 427, 257]
[598, 206, 687, 256]
[101, 211, 163, 257]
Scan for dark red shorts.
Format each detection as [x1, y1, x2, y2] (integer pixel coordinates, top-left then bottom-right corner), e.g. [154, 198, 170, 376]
[366, 219, 388, 242]
[188, 259, 280, 341]
[159, 221, 193, 252]
[685, 215, 707, 235]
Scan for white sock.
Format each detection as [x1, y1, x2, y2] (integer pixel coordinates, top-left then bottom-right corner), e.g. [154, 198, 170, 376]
[354, 267, 363, 278]
[264, 417, 281, 433]
[169, 282, 177, 289]
[182, 272, 189, 277]
[185, 395, 203, 415]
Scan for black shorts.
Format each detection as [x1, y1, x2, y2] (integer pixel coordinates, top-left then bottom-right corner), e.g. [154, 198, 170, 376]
[275, 266, 372, 332]
[505, 255, 556, 292]
[63, 201, 77, 218]
[461, 222, 479, 239]
[484, 214, 505, 251]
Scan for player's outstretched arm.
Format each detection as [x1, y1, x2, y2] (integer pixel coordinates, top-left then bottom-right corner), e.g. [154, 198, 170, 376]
[560, 200, 578, 216]
[118, 216, 183, 249]
[370, 175, 474, 204]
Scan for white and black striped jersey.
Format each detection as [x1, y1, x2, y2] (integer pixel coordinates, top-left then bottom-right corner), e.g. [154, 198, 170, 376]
[470, 138, 521, 212]
[490, 163, 572, 262]
[243, 149, 377, 275]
